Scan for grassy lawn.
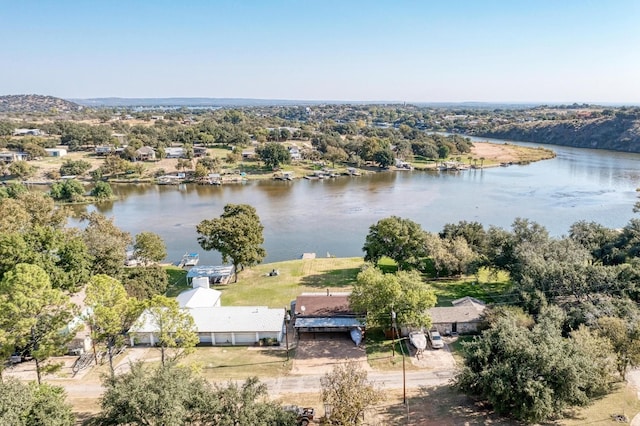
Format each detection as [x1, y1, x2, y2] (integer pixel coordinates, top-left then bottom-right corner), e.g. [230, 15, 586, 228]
[429, 268, 511, 306]
[219, 257, 364, 307]
[180, 346, 292, 380]
[164, 265, 189, 297]
[365, 328, 419, 372]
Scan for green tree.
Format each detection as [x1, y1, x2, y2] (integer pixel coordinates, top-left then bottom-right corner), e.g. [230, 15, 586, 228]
[133, 232, 167, 265]
[349, 266, 436, 330]
[82, 212, 131, 278]
[121, 265, 169, 300]
[8, 160, 34, 179]
[0, 379, 75, 426]
[455, 306, 615, 423]
[256, 142, 291, 170]
[59, 159, 91, 176]
[597, 316, 640, 380]
[0, 264, 76, 384]
[90, 181, 113, 200]
[362, 216, 427, 270]
[320, 363, 383, 426]
[50, 179, 85, 202]
[324, 145, 348, 168]
[84, 275, 141, 375]
[96, 363, 294, 426]
[373, 147, 394, 168]
[132, 295, 198, 365]
[197, 204, 266, 281]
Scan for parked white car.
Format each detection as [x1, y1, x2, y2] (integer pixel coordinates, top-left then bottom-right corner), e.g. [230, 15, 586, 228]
[429, 330, 444, 349]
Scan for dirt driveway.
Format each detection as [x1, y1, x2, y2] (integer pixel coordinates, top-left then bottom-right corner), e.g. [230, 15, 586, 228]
[291, 333, 369, 375]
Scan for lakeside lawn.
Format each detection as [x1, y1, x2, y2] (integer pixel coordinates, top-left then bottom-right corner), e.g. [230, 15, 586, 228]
[172, 257, 366, 308]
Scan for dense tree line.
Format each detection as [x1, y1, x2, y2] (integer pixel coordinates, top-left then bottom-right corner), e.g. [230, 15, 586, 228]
[362, 214, 640, 422]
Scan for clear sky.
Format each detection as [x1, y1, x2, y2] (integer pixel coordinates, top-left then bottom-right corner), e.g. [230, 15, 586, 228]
[2, 0, 639, 103]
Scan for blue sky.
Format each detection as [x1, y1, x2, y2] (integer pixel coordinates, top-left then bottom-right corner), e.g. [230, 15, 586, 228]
[1, 0, 639, 103]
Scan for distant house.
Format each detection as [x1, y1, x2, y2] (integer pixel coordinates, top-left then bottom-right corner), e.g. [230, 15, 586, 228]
[0, 151, 29, 163]
[135, 146, 156, 161]
[289, 146, 302, 161]
[193, 146, 207, 157]
[165, 147, 185, 159]
[45, 148, 67, 158]
[293, 292, 363, 338]
[242, 150, 255, 159]
[428, 296, 486, 335]
[13, 128, 43, 136]
[187, 265, 236, 285]
[150, 115, 164, 120]
[95, 146, 114, 156]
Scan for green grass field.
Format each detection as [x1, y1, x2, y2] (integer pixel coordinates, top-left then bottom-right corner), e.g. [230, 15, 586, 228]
[215, 257, 364, 308]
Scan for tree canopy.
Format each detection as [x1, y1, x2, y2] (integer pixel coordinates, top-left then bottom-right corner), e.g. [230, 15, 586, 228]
[95, 362, 295, 426]
[349, 266, 436, 330]
[256, 142, 291, 170]
[0, 263, 76, 384]
[362, 216, 427, 270]
[320, 363, 383, 426]
[197, 204, 266, 281]
[455, 306, 616, 423]
[0, 379, 74, 426]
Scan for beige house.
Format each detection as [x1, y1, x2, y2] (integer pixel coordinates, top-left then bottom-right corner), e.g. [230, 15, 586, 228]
[428, 296, 486, 335]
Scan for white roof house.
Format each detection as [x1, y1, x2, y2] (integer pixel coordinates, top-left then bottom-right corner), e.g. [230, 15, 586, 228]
[176, 287, 221, 309]
[129, 306, 284, 346]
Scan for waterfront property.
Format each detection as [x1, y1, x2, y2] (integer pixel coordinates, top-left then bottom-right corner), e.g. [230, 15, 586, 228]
[293, 292, 363, 338]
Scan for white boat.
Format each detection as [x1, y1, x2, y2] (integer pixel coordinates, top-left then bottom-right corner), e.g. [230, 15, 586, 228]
[180, 252, 199, 267]
[350, 327, 362, 346]
[409, 331, 427, 350]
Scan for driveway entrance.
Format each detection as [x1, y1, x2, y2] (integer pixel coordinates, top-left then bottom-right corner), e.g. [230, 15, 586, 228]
[291, 333, 369, 375]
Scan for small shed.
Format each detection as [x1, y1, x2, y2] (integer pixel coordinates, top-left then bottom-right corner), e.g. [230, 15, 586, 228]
[45, 148, 67, 158]
[176, 287, 222, 308]
[428, 296, 486, 335]
[187, 265, 236, 285]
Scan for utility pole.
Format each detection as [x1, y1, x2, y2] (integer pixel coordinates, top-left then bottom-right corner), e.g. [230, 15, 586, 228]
[284, 309, 291, 361]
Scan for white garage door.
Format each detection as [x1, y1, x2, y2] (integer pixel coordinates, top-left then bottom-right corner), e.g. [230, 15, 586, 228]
[234, 332, 257, 344]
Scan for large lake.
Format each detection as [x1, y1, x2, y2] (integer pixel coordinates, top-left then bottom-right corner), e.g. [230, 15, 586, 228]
[78, 137, 640, 265]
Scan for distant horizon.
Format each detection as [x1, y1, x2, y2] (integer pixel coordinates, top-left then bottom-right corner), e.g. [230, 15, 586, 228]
[4, 94, 633, 108]
[2, 1, 639, 104]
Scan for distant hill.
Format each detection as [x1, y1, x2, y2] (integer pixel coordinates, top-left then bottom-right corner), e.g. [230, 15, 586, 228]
[0, 94, 84, 113]
[74, 97, 341, 107]
[475, 116, 640, 153]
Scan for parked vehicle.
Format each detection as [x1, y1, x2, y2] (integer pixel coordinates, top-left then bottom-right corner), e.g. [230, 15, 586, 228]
[284, 405, 315, 426]
[428, 330, 444, 349]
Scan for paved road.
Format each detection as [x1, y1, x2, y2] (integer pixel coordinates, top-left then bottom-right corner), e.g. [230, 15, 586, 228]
[263, 369, 455, 396]
[60, 368, 455, 400]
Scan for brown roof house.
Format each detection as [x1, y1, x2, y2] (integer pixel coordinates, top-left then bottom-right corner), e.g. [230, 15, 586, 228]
[135, 146, 156, 161]
[428, 296, 486, 335]
[293, 292, 363, 337]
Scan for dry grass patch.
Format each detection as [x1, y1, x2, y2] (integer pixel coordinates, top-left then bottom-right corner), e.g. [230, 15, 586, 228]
[180, 346, 292, 380]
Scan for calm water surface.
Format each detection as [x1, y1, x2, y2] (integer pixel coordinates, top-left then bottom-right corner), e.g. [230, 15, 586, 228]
[78, 138, 640, 265]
